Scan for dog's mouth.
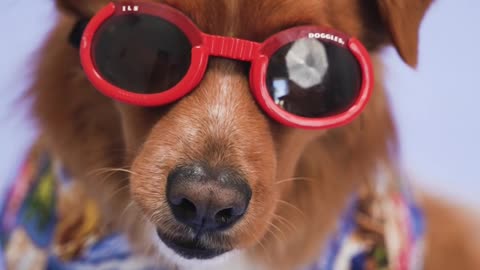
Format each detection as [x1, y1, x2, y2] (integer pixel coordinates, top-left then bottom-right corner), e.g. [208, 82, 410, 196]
[156, 230, 230, 259]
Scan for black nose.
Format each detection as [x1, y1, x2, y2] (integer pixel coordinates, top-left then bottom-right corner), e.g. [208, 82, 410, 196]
[166, 164, 251, 232]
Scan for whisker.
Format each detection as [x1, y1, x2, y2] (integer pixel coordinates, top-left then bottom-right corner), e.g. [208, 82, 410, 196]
[86, 169, 127, 188]
[275, 177, 315, 185]
[264, 224, 283, 244]
[119, 201, 137, 220]
[108, 168, 139, 176]
[272, 213, 298, 234]
[87, 167, 120, 178]
[88, 167, 139, 178]
[105, 182, 130, 203]
[276, 200, 306, 219]
[253, 237, 272, 264]
[267, 220, 287, 241]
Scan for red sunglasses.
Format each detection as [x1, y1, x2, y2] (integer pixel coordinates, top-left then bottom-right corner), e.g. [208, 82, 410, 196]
[79, 1, 373, 130]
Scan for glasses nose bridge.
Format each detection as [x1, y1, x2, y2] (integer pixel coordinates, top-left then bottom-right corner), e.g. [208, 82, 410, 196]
[203, 34, 260, 62]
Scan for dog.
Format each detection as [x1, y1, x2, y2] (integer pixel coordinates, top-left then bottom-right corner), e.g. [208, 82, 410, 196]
[4, 0, 478, 269]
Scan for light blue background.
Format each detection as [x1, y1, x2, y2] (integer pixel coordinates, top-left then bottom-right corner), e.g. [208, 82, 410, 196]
[1, 1, 479, 207]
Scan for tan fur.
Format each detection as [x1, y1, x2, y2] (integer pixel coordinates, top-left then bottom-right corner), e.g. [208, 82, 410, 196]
[27, 0, 479, 269]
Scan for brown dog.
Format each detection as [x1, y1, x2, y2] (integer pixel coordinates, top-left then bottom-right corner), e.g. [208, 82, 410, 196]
[25, 0, 479, 269]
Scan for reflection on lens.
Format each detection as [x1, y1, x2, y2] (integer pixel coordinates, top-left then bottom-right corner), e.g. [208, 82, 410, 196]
[285, 38, 329, 89]
[93, 14, 192, 94]
[266, 38, 362, 118]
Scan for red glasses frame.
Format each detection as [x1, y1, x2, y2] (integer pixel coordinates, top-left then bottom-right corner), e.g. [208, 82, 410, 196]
[80, 1, 373, 130]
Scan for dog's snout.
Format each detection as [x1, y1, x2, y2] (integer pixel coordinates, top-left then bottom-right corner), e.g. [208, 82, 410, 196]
[166, 164, 251, 231]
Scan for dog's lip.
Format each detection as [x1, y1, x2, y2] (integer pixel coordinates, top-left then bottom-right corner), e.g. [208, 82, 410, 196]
[156, 230, 230, 259]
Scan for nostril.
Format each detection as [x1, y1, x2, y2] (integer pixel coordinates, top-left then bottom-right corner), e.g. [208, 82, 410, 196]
[171, 198, 197, 222]
[213, 204, 246, 228]
[214, 208, 235, 226]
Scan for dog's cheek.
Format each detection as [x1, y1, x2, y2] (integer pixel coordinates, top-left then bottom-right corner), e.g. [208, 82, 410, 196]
[231, 145, 279, 248]
[129, 144, 173, 223]
[273, 128, 326, 181]
[233, 180, 279, 249]
[225, 128, 325, 248]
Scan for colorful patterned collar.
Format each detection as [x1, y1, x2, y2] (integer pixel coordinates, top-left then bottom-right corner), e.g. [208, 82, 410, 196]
[0, 151, 425, 270]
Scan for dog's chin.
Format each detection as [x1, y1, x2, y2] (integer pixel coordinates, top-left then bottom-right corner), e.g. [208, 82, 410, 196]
[153, 230, 237, 269]
[155, 230, 230, 259]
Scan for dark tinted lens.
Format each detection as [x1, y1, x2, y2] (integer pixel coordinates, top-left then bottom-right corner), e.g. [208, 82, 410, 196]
[93, 14, 192, 93]
[266, 38, 362, 118]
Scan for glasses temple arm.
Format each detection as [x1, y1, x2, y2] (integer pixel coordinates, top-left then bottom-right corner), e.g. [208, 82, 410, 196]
[69, 18, 91, 49]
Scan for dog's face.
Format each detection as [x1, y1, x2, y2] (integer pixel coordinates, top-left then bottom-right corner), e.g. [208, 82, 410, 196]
[35, 0, 431, 267]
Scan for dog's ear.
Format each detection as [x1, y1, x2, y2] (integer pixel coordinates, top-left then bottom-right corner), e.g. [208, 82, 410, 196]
[376, 0, 433, 67]
[55, 0, 106, 17]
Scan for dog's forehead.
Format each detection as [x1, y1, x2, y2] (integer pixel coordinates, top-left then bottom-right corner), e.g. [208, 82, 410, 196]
[158, 0, 365, 40]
